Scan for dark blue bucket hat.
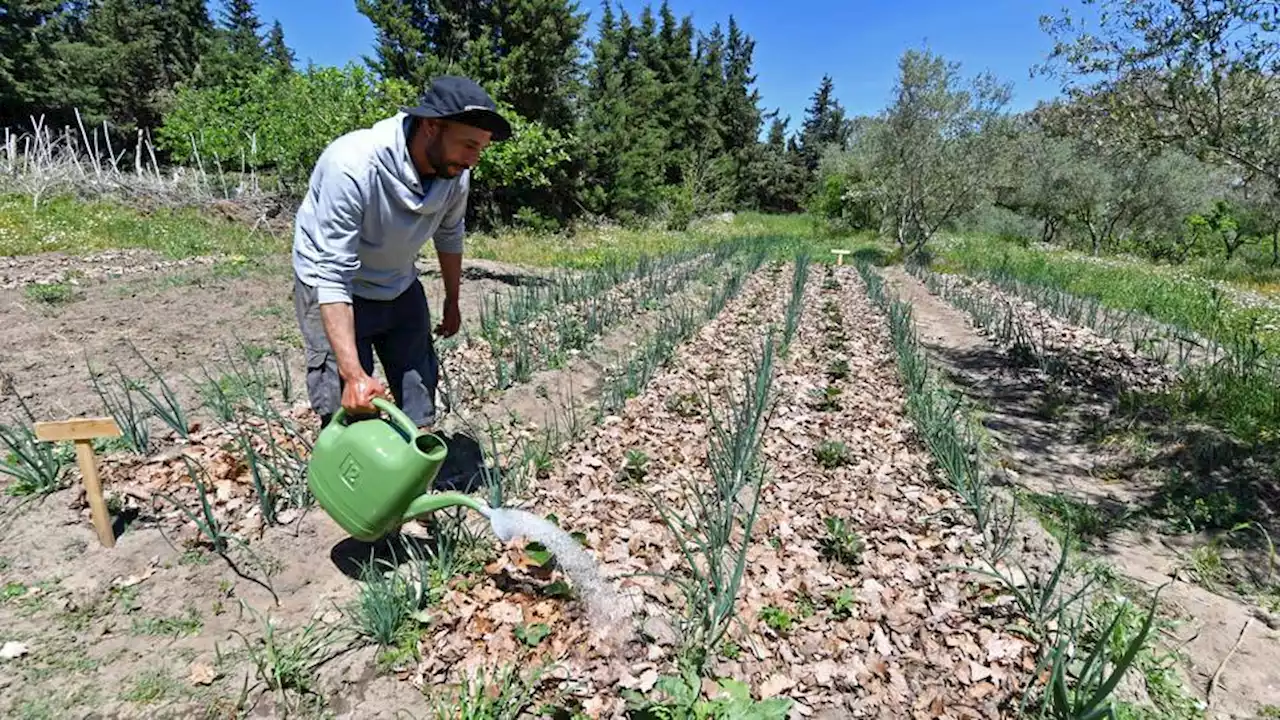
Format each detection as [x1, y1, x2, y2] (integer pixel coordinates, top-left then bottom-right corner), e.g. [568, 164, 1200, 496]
[402, 75, 513, 141]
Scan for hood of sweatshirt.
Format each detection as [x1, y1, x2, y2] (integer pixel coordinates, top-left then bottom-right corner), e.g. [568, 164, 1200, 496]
[370, 112, 463, 217]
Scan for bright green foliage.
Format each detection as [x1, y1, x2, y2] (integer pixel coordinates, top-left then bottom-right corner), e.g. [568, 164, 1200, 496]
[157, 63, 417, 190]
[470, 102, 573, 227]
[624, 670, 792, 719]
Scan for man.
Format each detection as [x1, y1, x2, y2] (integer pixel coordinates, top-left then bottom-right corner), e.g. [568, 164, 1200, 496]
[291, 75, 511, 431]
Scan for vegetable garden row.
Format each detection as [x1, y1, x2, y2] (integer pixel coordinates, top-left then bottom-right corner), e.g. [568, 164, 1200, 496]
[0, 241, 1172, 718]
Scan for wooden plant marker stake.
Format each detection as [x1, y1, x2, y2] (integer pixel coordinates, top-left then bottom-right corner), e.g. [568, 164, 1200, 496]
[34, 417, 121, 548]
[831, 249, 850, 266]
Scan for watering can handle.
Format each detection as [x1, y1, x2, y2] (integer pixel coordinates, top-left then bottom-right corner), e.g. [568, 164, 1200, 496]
[330, 397, 422, 440]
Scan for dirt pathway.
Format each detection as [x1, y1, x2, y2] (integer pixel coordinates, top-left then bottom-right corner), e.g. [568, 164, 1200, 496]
[0, 255, 550, 425]
[881, 265, 1280, 720]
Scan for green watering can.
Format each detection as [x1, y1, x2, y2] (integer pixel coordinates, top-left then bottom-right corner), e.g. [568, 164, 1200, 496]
[307, 397, 487, 542]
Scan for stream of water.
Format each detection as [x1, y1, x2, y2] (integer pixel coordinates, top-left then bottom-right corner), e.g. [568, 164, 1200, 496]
[486, 507, 631, 630]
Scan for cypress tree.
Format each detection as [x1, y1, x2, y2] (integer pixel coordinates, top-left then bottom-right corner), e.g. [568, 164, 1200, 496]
[0, 0, 69, 126]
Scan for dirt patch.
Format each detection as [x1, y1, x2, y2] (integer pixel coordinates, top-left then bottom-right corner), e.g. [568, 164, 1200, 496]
[0, 255, 552, 428]
[882, 265, 1280, 719]
[0, 249, 229, 290]
[0, 480, 428, 719]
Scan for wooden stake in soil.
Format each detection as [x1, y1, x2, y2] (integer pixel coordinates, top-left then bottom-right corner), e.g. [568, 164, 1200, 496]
[831, 249, 850, 266]
[34, 417, 121, 548]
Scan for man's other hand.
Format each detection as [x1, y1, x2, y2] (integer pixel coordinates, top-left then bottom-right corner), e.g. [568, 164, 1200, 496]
[342, 372, 388, 414]
[435, 298, 461, 338]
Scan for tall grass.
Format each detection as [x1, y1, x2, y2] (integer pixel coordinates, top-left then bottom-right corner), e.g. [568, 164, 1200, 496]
[928, 245, 1280, 445]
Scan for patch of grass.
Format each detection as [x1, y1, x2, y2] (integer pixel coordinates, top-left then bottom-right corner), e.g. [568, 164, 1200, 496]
[130, 606, 203, 637]
[0, 193, 284, 258]
[1021, 492, 1121, 549]
[23, 281, 79, 304]
[427, 663, 546, 720]
[232, 604, 346, 713]
[119, 668, 182, 705]
[1152, 470, 1256, 534]
[938, 234, 1280, 355]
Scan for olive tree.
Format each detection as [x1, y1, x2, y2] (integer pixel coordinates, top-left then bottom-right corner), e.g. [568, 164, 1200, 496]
[867, 48, 1013, 256]
[1039, 0, 1280, 185]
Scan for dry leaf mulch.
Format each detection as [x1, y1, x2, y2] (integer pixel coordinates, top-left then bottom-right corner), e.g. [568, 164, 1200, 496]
[918, 268, 1177, 395]
[410, 263, 1037, 717]
[91, 406, 318, 545]
[439, 251, 719, 412]
[0, 249, 226, 290]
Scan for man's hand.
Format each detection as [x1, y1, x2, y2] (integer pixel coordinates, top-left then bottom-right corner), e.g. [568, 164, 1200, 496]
[320, 301, 387, 414]
[435, 298, 461, 338]
[436, 250, 462, 338]
[341, 372, 388, 414]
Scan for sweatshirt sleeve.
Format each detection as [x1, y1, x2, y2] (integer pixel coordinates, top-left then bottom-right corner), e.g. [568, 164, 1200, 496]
[432, 173, 469, 254]
[310, 164, 366, 305]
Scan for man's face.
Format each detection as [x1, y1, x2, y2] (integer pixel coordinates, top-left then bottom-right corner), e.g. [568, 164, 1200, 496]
[422, 120, 492, 179]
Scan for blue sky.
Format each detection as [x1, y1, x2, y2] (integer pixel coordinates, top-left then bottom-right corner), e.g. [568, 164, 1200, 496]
[253, 0, 1086, 135]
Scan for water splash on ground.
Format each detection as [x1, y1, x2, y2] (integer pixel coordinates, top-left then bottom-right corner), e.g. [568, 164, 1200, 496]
[485, 506, 632, 632]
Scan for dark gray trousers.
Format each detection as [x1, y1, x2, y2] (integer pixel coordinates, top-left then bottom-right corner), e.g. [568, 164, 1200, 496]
[292, 274, 439, 428]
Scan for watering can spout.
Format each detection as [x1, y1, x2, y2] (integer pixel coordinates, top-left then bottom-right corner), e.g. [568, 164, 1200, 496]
[403, 491, 490, 521]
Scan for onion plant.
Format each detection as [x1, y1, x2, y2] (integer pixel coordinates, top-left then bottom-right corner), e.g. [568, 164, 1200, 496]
[856, 259, 1163, 718]
[651, 334, 778, 676]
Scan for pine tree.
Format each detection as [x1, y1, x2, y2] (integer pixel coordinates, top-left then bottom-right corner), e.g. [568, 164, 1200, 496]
[692, 23, 725, 158]
[356, 0, 432, 89]
[578, 2, 665, 220]
[578, 1, 621, 214]
[719, 16, 764, 205]
[196, 0, 268, 88]
[220, 0, 265, 65]
[486, 0, 587, 133]
[798, 74, 849, 173]
[0, 0, 68, 126]
[158, 0, 215, 87]
[654, 1, 697, 185]
[265, 19, 294, 72]
[357, 0, 585, 133]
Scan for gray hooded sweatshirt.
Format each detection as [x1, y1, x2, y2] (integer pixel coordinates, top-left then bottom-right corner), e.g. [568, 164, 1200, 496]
[292, 112, 468, 305]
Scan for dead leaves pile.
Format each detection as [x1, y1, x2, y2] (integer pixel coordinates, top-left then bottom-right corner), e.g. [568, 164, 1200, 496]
[94, 405, 317, 546]
[937, 273, 1177, 394]
[0, 249, 223, 290]
[437, 264, 1036, 716]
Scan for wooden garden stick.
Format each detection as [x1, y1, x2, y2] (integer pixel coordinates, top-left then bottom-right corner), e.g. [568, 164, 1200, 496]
[35, 417, 121, 548]
[831, 249, 850, 266]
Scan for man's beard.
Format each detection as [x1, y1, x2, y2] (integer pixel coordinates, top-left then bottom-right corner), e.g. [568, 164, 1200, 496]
[425, 138, 459, 179]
